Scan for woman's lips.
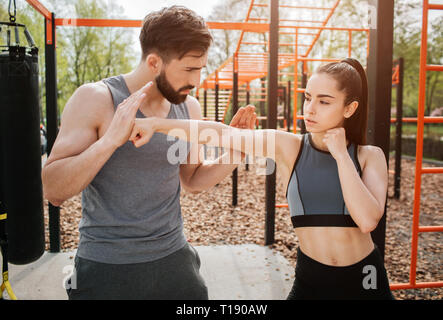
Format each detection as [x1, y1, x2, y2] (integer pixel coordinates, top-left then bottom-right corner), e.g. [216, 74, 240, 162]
[305, 119, 317, 125]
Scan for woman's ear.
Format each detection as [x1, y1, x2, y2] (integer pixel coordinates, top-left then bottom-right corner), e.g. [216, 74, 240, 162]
[344, 101, 359, 119]
[145, 53, 162, 75]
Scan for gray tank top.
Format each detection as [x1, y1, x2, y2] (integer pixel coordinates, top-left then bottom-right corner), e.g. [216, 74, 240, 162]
[286, 133, 362, 228]
[77, 75, 191, 264]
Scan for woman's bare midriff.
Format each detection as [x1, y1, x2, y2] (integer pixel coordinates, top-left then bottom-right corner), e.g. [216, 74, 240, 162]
[295, 226, 375, 267]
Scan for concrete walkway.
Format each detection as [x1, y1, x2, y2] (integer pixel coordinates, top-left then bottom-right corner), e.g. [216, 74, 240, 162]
[1, 244, 295, 300]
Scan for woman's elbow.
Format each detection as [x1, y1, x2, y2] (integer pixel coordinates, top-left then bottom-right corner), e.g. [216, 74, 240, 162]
[358, 216, 382, 234]
[359, 222, 377, 234]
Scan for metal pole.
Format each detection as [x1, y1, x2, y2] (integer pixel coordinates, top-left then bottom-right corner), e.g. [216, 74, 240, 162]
[300, 64, 308, 134]
[232, 54, 239, 206]
[215, 77, 219, 158]
[265, 0, 278, 246]
[203, 87, 208, 119]
[287, 80, 291, 132]
[366, 0, 394, 259]
[45, 13, 60, 253]
[245, 83, 250, 171]
[394, 57, 404, 199]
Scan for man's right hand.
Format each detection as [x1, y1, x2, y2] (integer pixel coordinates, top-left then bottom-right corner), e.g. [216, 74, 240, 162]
[102, 81, 153, 149]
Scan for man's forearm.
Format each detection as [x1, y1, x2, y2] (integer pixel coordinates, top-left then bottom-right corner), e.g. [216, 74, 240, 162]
[42, 138, 117, 206]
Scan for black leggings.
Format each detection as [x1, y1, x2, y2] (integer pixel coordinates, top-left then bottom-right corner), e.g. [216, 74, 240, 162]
[287, 245, 394, 300]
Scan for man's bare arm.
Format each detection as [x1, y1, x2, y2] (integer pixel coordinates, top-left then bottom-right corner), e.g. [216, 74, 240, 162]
[42, 82, 151, 206]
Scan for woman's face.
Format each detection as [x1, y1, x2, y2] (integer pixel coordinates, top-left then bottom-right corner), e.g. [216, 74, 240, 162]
[303, 73, 354, 133]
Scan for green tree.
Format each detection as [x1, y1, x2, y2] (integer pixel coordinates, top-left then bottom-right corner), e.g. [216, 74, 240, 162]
[1, 0, 137, 118]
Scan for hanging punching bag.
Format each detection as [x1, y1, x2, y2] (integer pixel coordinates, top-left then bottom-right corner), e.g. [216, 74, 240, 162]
[0, 21, 45, 265]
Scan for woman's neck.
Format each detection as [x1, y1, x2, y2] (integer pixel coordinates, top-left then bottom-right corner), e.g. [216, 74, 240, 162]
[309, 131, 350, 152]
[309, 132, 329, 151]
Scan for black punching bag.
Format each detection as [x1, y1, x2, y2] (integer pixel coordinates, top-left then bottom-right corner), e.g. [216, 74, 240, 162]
[0, 22, 45, 265]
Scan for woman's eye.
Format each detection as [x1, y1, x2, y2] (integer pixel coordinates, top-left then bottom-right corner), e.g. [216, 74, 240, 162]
[320, 101, 330, 105]
[305, 96, 311, 101]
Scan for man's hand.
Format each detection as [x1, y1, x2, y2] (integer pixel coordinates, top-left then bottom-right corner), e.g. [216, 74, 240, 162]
[102, 82, 153, 149]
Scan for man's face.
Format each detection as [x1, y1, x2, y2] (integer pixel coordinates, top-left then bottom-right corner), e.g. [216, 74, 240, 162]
[155, 51, 208, 104]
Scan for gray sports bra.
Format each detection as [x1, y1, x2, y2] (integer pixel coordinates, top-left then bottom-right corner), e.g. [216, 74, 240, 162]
[286, 133, 362, 228]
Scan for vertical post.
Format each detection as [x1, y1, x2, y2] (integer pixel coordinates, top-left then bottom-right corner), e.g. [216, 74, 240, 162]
[203, 84, 208, 160]
[45, 13, 60, 253]
[215, 87, 219, 122]
[292, 27, 298, 133]
[287, 80, 291, 132]
[260, 77, 266, 128]
[215, 72, 219, 158]
[245, 82, 250, 171]
[300, 64, 308, 134]
[366, 0, 394, 259]
[265, 0, 278, 246]
[394, 58, 404, 199]
[232, 54, 239, 206]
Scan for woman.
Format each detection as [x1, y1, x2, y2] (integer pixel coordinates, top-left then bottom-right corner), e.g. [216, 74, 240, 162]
[130, 58, 394, 300]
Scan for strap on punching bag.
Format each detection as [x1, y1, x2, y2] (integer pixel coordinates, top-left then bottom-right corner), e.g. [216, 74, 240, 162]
[0, 202, 17, 300]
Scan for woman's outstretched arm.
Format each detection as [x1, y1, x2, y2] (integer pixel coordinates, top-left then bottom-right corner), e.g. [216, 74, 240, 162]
[130, 117, 281, 161]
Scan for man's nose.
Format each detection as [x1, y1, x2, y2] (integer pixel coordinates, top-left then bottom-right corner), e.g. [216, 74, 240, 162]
[190, 72, 201, 89]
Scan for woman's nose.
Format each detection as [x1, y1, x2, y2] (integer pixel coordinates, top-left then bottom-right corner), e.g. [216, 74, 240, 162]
[304, 101, 315, 115]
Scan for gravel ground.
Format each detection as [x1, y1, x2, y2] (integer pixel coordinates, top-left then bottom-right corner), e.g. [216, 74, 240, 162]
[43, 156, 442, 300]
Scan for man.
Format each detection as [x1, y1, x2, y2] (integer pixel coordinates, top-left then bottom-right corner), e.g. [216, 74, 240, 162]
[42, 6, 256, 300]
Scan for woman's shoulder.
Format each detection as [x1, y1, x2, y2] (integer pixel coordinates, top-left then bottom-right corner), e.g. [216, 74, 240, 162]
[357, 144, 387, 170]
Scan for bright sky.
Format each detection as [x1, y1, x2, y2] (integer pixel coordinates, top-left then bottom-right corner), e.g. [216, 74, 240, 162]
[119, 0, 220, 20]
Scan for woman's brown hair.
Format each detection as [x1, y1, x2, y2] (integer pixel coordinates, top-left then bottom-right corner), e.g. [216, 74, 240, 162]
[139, 6, 213, 63]
[315, 58, 369, 145]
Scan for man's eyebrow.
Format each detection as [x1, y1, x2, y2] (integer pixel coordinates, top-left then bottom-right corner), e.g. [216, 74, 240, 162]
[186, 65, 206, 70]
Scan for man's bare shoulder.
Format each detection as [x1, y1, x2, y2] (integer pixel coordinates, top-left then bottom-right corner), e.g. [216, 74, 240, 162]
[67, 81, 112, 112]
[61, 81, 114, 125]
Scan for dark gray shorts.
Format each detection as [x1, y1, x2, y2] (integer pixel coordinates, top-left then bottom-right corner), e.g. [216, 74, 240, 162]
[66, 242, 208, 300]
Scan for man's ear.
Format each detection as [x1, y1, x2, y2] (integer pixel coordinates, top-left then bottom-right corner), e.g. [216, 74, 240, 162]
[344, 101, 359, 119]
[145, 53, 163, 75]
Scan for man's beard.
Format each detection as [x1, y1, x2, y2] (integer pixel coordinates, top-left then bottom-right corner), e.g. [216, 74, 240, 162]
[155, 70, 194, 105]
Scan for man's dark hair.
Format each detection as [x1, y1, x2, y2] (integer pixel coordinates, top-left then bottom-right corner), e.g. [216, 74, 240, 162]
[139, 6, 213, 62]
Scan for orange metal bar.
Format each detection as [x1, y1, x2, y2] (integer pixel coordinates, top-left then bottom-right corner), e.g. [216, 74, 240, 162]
[234, 0, 257, 54]
[55, 18, 142, 28]
[25, 0, 52, 20]
[426, 64, 443, 71]
[253, 4, 333, 10]
[421, 167, 443, 174]
[391, 281, 443, 290]
[418, 226, 443, 232]
[279, 25, 369, 32]
[55, 18, 270, 32]
[389, 116, 443, 123]
[429, 3, 443, 9]
[249, 18, 325, 23]
[304, 0, 341, 58]
[409, 0, 429, 288]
